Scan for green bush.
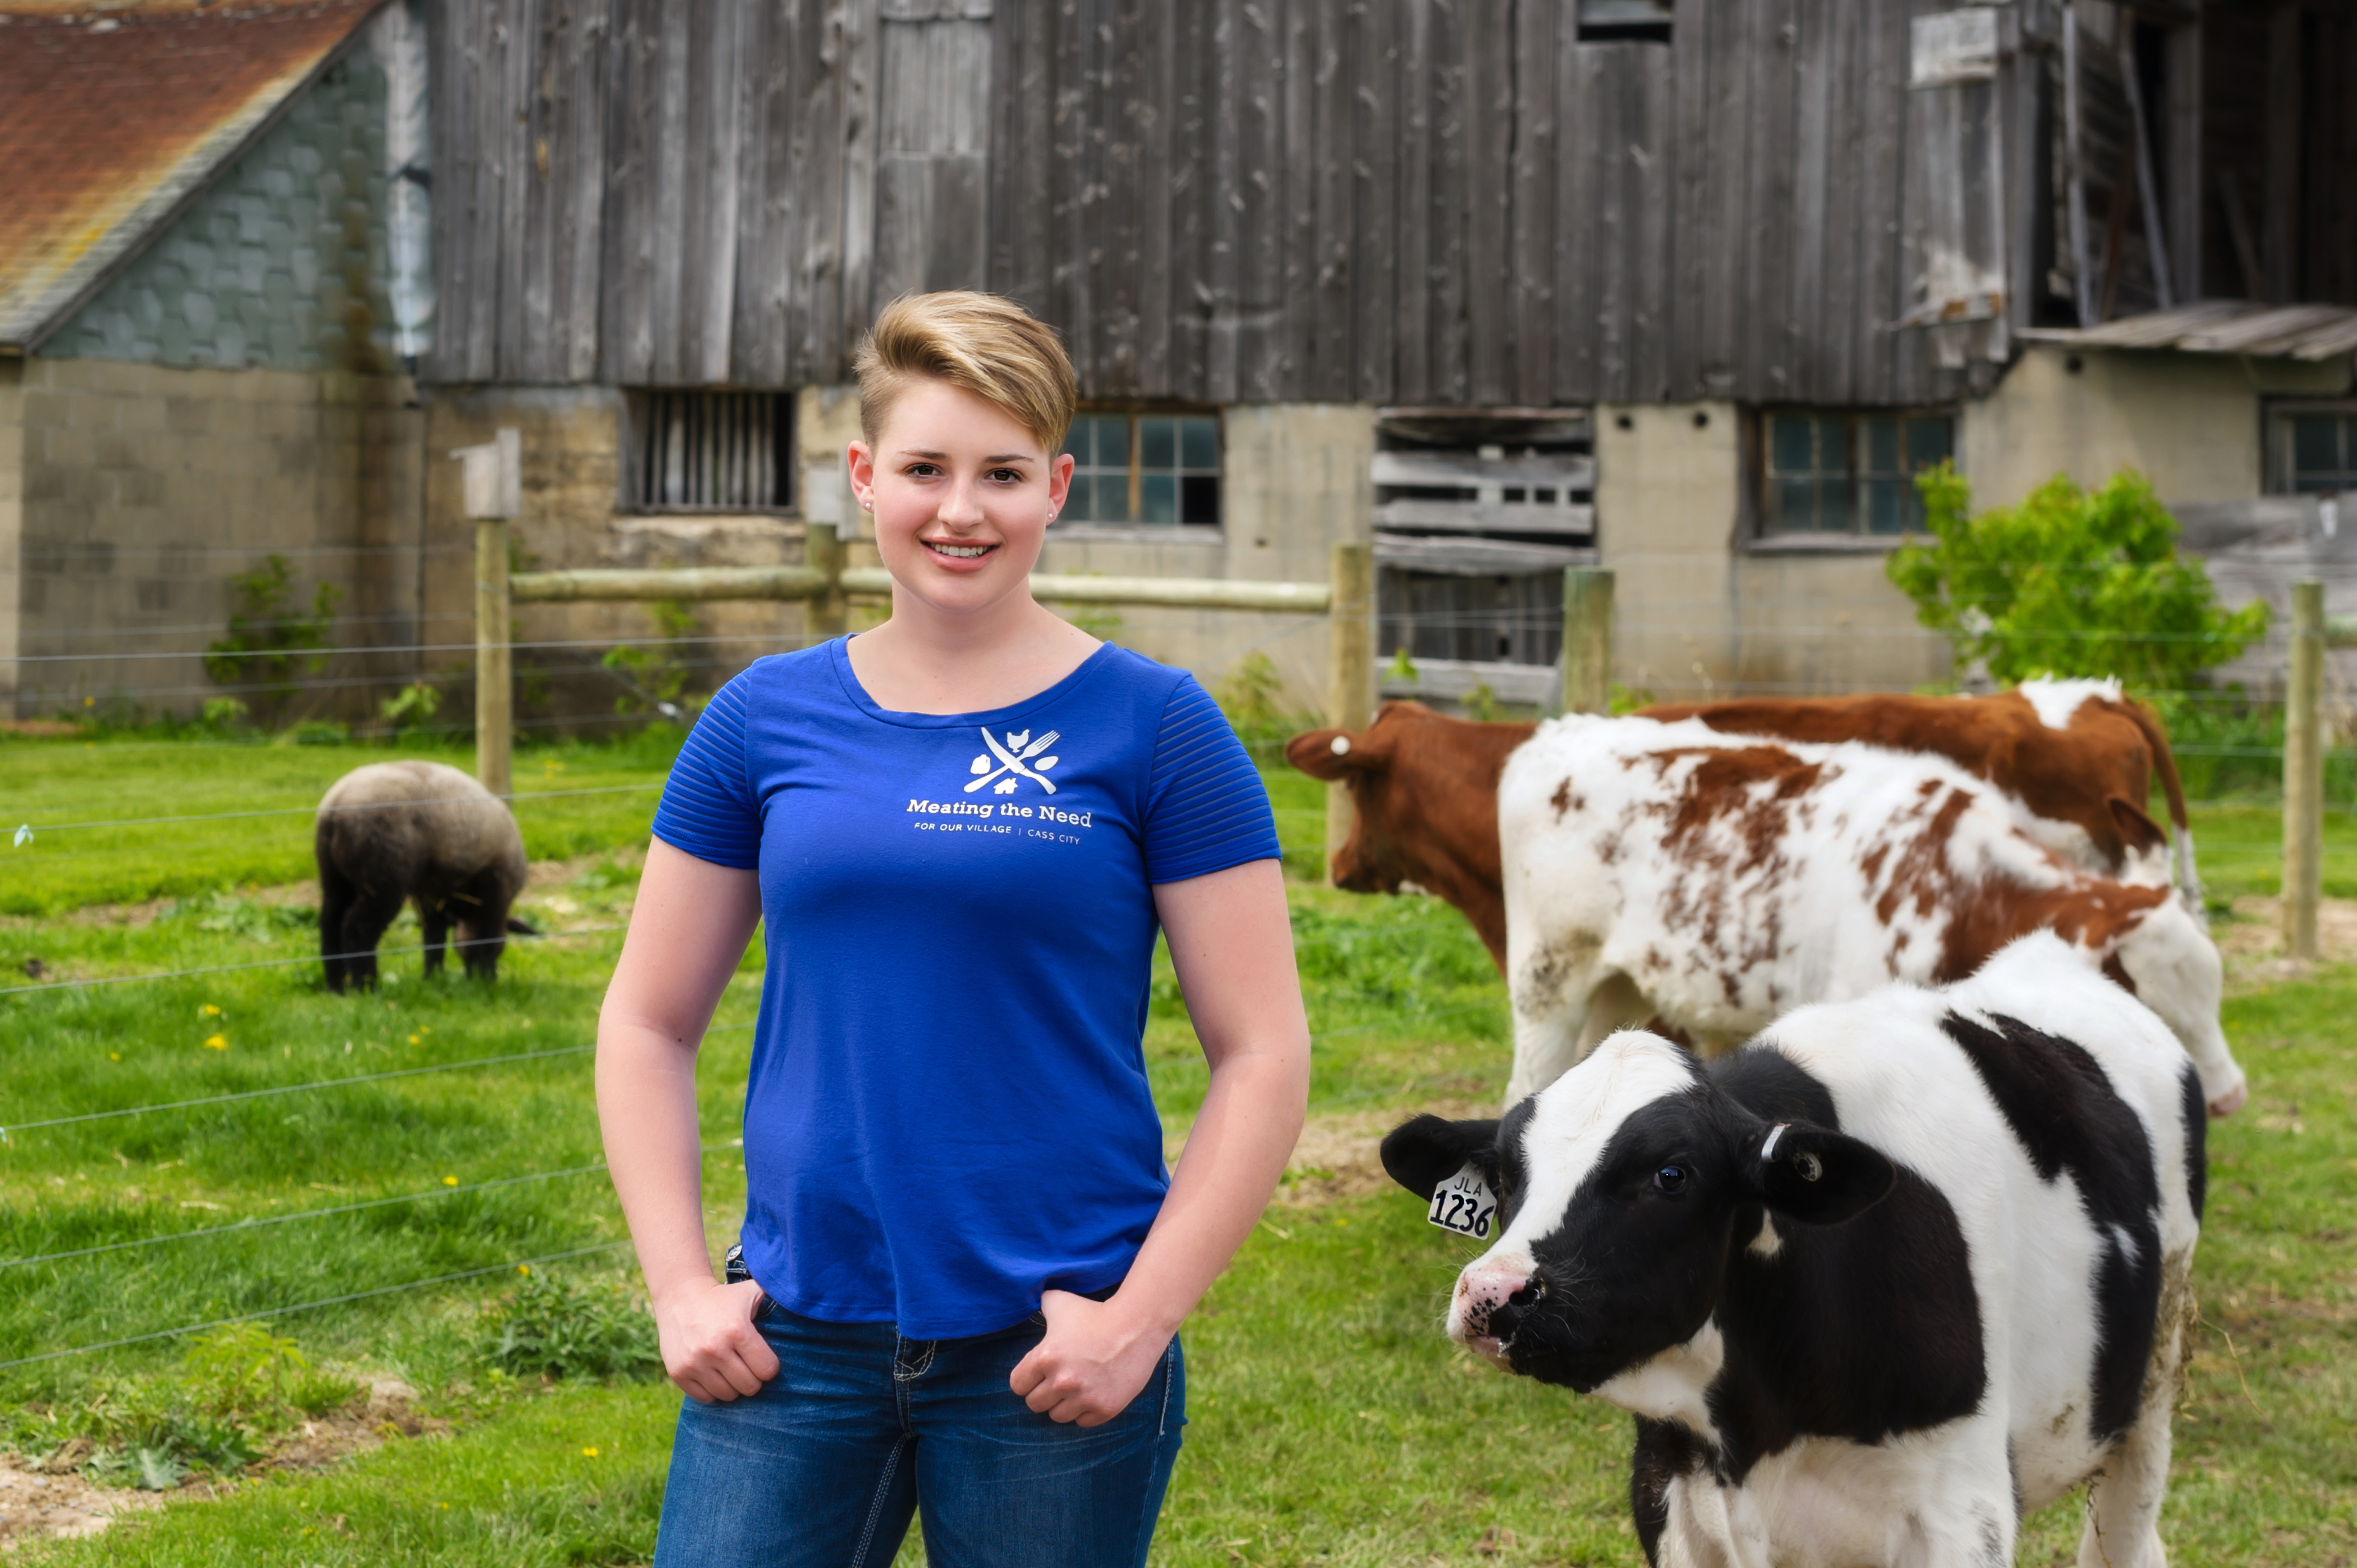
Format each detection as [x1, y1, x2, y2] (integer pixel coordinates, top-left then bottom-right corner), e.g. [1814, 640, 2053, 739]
[481, 1268, 660, 1382]
[1887, 465, 2269, 711]
[4, 1325, 359, 1487]
[202, 555, 342, 725]
[599, 600, 702, 723]
[1215, 652, 1324, 763]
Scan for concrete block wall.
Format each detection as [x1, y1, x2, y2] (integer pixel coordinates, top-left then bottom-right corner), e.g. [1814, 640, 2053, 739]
[41, 49, 395, 373]
[420, 387, 820, 739]
[415, 391, 1376, 733]
[1960, 344, 2352, 510]
[0, 359, 20, 707]
[1034, 403, 1374, 718]
[6, 357, 387, 721]
[1596, 401, 1950, 703]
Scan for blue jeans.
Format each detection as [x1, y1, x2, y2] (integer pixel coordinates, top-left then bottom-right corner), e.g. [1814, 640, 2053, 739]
[652, 1295, 1185, 1568]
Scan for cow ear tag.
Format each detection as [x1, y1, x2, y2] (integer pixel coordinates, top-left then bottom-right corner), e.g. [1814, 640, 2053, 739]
[1426, 1161, 1499, 1240]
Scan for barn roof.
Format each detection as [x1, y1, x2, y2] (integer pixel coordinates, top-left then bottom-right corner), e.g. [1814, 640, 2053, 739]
[0, 0, 387, 350]
[2024, 300, 2357, 363]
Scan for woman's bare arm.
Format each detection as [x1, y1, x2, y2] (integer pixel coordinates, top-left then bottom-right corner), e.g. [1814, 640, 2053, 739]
[1010, 856, 1310, 1424]
[595, 837, 777, 1403]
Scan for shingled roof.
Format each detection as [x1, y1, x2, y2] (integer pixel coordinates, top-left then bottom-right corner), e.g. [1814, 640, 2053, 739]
[0, 0, 386, 350]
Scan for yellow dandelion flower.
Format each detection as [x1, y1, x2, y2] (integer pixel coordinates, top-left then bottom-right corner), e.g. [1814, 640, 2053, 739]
[517, 1264, 531, 1275]
[581, 1446, 600, 1458]
[108, 1052, 121, 1061]
[442, 1175, 459, 1187]
[202, 1034, 228, 1051]
[200, 1004, 222, 1017]
[407, 1033, 421, 1044]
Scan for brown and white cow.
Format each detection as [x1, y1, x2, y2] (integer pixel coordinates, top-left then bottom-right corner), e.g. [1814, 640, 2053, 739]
[1645, 678, 2201, 902]
[1496, 713, 2246, 1116]
[1285, 680, 2203, 974]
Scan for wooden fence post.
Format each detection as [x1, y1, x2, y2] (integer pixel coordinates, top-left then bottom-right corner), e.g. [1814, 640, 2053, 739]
[2284, 578, 2324, 958]
[805, 522, 847, 641]
[474, 520, 512, 797]
[1325, 542, 1375, 884]
[455, 429, 521, 797]
[1561, 567, 1616, 715]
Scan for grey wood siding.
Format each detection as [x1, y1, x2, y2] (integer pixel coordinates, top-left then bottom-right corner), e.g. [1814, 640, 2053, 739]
[426, 0, 1976, 406]
[431, 0, 901, 387]
[987, 0, 1958, 407]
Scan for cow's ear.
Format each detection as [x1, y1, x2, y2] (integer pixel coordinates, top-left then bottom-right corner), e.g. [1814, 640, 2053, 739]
[2108, 795, 2167, 855]
[1380, 1114, 1502, 1201]
[1285, 727, 1373, 781]
[1744, 1121, 1894, 1227]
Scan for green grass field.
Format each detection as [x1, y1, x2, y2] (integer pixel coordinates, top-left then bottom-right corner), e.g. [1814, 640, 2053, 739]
[0, 732, 2350, 1565]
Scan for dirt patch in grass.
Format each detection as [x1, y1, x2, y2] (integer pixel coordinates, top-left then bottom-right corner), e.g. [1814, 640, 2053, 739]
[2213, 895, 2357, 978]
[0, 1380, 439, 1553]
[258, 1378, 444, 1472]
[0, 1454, 162, 1550]
[1264, 1097, 1496, 1209]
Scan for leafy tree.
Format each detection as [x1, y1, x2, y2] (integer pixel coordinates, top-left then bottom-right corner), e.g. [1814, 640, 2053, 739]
[1886, 465, 2268, 711]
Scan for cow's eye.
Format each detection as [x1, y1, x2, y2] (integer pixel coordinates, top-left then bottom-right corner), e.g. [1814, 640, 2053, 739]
[1653, 1165, 1687, 1195]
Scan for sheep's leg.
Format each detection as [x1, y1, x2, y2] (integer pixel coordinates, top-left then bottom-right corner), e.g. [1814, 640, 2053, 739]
[419, 900, 451, 979]
[457, 875, 511, 980]
[336, 886, 405, 992]
[318, 865, 356, 994]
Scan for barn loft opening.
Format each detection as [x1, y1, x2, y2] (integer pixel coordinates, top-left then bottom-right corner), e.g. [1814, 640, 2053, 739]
[1577, 0, 1673, 45]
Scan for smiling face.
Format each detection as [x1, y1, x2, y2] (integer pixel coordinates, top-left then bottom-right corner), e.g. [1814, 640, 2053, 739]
[849, 377, 1074, 618]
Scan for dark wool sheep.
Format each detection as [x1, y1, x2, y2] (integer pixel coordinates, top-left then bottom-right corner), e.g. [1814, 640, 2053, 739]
[316, 761, 532, 992]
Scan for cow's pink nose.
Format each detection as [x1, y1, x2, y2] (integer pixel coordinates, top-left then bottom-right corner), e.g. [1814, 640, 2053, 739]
[1456, 1265, 1534, 1347]
[1460, 1265, 1530, 1308]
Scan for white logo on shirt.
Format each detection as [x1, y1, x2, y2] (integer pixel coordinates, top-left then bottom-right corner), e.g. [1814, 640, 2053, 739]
[966, 727, 1062, 795]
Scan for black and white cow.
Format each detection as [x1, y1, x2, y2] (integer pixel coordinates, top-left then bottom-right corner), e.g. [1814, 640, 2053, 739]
[1382, 934, 2205, 1567]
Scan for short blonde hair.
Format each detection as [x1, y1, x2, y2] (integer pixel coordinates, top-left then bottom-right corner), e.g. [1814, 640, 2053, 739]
[853, 292, 1078, 455]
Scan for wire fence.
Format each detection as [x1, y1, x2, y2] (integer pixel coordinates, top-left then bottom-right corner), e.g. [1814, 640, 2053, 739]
[2, 561, 2342, 1378]
[0, 1241, 643, 1373]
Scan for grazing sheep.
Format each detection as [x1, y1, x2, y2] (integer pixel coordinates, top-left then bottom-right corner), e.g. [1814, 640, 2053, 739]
[316, 761, 531, 991]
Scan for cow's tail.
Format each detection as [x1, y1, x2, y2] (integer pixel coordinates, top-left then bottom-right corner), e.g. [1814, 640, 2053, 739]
[2120, 696, 2206, 924]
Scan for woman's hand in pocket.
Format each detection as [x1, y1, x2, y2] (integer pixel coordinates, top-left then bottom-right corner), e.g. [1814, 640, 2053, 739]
[656, 1277, 781, 1403]
[1010, 1289, 1170, 1427]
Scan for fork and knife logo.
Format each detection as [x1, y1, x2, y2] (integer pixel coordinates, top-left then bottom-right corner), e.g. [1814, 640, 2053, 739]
[966, 727, 1062, 795]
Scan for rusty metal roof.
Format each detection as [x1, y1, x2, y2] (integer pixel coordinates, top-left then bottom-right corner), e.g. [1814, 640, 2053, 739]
[0, 0, 386, 349]
[2025, 299, 2357, 363]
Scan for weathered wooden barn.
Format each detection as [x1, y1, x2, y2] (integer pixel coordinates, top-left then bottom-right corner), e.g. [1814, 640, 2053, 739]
[5, 0, 2354, 722]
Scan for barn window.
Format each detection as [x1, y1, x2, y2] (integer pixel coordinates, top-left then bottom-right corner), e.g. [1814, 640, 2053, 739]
[1058, 411, 1221, 526]
[624, 391, 793, 512]
[2272, 406, 2357, 495]
[1761, 411, 1954, 536]
[1576, 0, 1672, 44]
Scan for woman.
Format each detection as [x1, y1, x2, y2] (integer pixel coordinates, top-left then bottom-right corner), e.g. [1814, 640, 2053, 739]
[597, 290, 1311, 1568]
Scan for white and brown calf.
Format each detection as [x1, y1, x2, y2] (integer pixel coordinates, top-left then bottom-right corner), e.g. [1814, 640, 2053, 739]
[1499, 714, 2245, 1115]
[1383, 935, 2206, 1567]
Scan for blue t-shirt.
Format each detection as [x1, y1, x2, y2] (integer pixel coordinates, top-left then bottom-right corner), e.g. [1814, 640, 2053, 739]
[650, 638, 1279, 1338]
